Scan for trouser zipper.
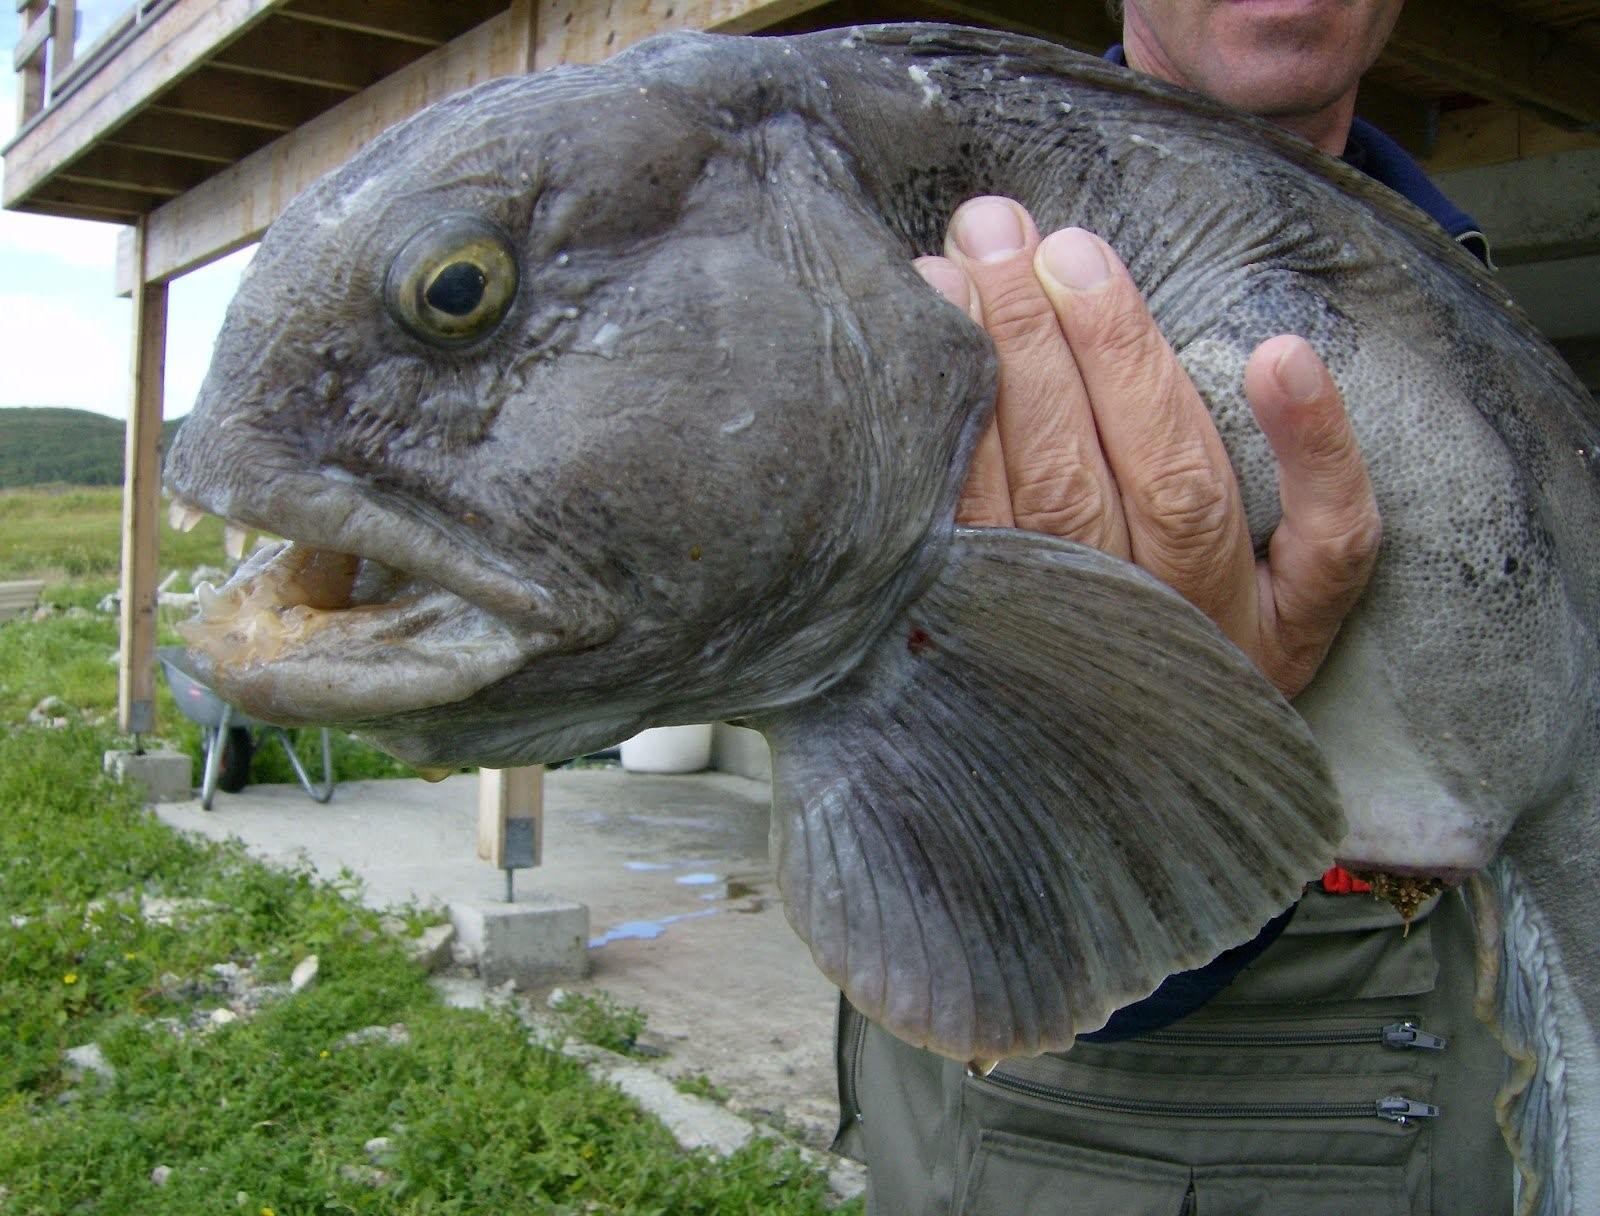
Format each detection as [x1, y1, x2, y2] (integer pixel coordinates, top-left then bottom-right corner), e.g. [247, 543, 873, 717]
[1136, 1020, 1447, 1051]
[981, 1070, 1440, 1126]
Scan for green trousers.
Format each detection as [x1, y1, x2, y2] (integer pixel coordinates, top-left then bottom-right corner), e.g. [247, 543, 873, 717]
[834, 888, 1513, 1215]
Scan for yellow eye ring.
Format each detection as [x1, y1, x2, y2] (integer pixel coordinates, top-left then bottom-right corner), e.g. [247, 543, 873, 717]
[385, 214, 518, 347]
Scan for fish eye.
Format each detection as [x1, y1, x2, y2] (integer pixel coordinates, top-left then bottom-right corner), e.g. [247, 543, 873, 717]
[385, 215, 518, 347]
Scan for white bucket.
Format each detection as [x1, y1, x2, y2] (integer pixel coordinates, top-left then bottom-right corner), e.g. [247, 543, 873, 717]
[619, 724, 714, 774]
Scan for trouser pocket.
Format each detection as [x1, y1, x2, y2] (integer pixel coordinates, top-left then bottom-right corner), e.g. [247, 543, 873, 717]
[957, 1052, 1433, 1216]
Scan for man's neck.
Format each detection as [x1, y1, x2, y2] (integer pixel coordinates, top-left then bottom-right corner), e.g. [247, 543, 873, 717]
[1121, 25, 1358, 156]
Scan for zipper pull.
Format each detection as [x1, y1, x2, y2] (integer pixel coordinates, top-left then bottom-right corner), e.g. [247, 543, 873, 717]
[1382, 1021, 1448, 1050]
[1376, 1095, 1439, 1125]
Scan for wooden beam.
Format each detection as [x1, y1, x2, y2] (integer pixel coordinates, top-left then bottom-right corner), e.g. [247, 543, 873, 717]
[1424, 102, 1600, 174]
[124, 10, 532, 288]
[120, 218, 167, 738]
[1385, 0, 1600, 130]
[51, 0, 75, 75]
[59, 143, 219, 194]
[13, 0, 47, 123]
[2, 0, 291, 208]
[148, 67, 347, 130]
[207, 14, 428, 93]
[282, 0, 503, 48]
[36, 177, 158, 215]
[534, 0, 833, 68]
[103, 109, 277, 164]
[12, 6, 50, 72]
[19, 196, 136, 222]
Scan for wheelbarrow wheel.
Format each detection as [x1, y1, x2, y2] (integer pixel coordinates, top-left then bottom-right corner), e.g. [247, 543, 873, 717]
[217, 727, 254, 793]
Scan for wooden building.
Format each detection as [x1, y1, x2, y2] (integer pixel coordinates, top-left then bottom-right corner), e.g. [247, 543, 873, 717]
[5, 0, 1600, 745]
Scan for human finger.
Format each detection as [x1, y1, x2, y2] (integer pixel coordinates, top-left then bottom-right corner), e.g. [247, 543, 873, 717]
[1034, 226, 1254, 635]
[1246, 335, 1383, 696]
[945, 199, 1126, 552]
[914, 256, 1014, 528]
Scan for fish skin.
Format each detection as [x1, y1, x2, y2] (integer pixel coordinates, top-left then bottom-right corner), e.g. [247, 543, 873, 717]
[163, 24, 1599, 1208]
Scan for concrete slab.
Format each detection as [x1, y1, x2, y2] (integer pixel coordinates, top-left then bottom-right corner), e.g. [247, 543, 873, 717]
[150, 767, 843, 1147]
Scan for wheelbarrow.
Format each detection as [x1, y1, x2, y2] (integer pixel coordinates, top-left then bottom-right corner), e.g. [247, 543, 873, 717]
[157, 646, 335, 811]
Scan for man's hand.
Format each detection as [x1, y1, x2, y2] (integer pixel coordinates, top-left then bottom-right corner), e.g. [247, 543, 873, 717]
[919, 197, 1382, 699]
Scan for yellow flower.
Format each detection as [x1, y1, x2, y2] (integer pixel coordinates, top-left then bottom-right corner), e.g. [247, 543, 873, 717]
[318, 1050, 330, 1059]
[580, 1144, 595, 1159]
[62, 973, 77, 985]
[123, 951, 138, 961]
[260, 1208, 275, 1216]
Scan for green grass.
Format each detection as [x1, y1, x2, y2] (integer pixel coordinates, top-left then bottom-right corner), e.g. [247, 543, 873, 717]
[0, 484, 857, 1214]
[0, 725, 853, 1216]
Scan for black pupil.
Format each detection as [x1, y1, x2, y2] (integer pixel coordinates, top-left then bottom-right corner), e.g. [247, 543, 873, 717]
[425, 261, 487, 316]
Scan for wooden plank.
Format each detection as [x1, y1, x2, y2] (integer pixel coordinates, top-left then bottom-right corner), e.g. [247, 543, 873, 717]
[1387, 0, 1600, 128]
[52, 0, 75, 74]
[534, 0, 833, 68]
[12, 7, 51, 72]
[104, 109, 278, 163]
[283, 0, 503, 47]
[476, 768, 544, 869]
[59, 143, 219, 194]
[126, 10, 528, 287]
[13, 0, 47, 123]
[148, 66, 346, 130]
[207, 13, 429, 93]
[1423, 103, 1524, 174]
[2, 0, 291, 208]
[120, 218, 167, 738]
[37, 177, 157, 215]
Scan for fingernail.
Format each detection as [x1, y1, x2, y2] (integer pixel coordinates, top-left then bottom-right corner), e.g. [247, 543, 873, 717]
[954, 199, 1025, 262]
[1039, 228, 1110, 290]
[914, 257, 970, 310]
[1274, 338, 1324, 404]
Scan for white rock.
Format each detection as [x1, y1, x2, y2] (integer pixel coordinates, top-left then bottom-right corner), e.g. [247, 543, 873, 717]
[546, 987, 571, 1011]
[404, 924, 455, 974]
[63, 1043, 116, 1085]
[208, 1008, 238, 1026]
[335, 1023, 409, 1051]
[290, 954, 319, 992]
[151, 1165, 173, 1187]
[143, 897, 220, 926]
[363, 1136, 393, 1161]
[338, 1163, 390, 1188]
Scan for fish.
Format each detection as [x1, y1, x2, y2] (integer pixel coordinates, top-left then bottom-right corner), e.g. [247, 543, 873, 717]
[163, 24, 1599, 1211]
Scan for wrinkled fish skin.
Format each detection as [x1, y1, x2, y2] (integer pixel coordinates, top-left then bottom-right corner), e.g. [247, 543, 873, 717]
[164, 25, 1598, 1211]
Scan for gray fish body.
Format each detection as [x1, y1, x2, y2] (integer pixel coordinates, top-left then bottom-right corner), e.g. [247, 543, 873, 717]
[165, 25, 1599, 1209]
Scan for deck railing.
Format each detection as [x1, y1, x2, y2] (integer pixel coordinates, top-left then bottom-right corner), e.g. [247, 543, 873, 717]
[12, 0, 172, 129]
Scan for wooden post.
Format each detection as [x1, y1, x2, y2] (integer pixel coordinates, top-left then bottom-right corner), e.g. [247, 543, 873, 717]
[477, 766, 543, 868]
[506, 0, 537, 72]
[119, 216, 166, 739]
[14, 0, 50, 125]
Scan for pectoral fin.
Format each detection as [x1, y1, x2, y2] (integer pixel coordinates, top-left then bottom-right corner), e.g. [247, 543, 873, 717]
[758, 528, 1344, 1061]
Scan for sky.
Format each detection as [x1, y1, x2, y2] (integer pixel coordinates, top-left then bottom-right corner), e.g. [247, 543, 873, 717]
[1, 8, 253, 421]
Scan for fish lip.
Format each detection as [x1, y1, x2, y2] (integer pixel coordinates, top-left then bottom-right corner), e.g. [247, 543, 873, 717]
[168, 467, 584, 638]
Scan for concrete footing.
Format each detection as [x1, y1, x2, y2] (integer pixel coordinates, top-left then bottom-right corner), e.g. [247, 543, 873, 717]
[450, 895, 589, 988]
[104, 749, 192, 803]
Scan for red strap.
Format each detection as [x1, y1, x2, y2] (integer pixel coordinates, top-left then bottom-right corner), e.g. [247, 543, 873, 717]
[1321, 866, 1373, 895]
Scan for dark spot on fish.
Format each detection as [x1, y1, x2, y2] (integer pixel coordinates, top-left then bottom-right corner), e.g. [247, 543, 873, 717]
[689, 545, 702, 561]
[907, 626, 933, 655]
[1504, 555, 1518, 576]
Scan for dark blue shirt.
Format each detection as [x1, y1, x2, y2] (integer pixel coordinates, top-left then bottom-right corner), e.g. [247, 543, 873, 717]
[1082, 49, 1485, 1043]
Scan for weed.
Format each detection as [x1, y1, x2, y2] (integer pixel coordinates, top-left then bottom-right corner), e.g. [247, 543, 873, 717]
[550, 989, 649, 1055]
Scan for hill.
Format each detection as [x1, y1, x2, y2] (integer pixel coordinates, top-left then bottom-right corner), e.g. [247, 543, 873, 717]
[0, 407, 184, 489]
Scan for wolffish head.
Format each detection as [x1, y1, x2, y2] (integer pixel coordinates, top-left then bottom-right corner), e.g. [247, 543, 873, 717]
[164, 31, 992, 768]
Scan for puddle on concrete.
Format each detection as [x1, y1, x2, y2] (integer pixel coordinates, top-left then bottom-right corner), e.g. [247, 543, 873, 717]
[588, 908, 719, 948]
[675, 872, 721, 886]
[623, 861, 673, 872]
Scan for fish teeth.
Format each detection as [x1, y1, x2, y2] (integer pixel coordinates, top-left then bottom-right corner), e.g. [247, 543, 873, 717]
[167, 498, 206, 533]
[195, 580, 226, 618]
[224, 523, 250, 560]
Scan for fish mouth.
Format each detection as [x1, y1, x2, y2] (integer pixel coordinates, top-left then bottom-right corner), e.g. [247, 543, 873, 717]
[166, 471, 585, 724]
